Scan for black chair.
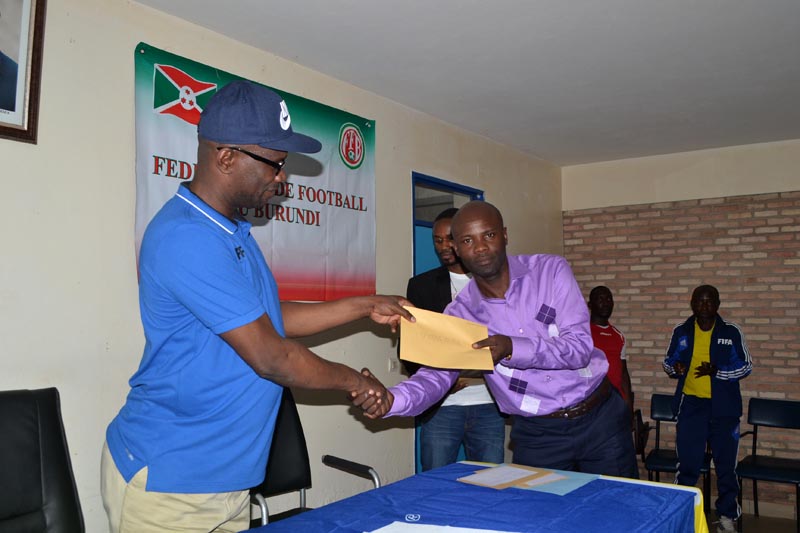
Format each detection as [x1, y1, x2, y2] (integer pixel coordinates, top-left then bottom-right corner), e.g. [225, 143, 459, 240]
[642, 393, 711, 512]
[633, 408, 650, 457]
[0, 388, 84, 533]
[736, 398, 800, 533]
[250, 388, 381, 527]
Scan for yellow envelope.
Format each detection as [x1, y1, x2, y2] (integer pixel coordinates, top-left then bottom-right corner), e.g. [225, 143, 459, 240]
[400, 306, 494, 370]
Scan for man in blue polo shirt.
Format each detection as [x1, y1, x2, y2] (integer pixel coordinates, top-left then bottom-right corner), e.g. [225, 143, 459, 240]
[102, 81, 412, 533]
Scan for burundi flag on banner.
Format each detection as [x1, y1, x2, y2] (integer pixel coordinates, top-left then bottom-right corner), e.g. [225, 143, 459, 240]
[152, 64, 216, 125]
[134, 42, 376, 301]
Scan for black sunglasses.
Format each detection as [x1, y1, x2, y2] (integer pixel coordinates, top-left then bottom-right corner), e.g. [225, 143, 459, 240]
[217, 146, 285, 173]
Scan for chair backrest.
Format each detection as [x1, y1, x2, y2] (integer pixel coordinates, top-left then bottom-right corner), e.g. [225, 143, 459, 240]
[650, 393, 677, 422]
[649, 393, 677, 451]
[251, 387, 312, 497]
[747, 398, 800, 430]
[0, 388, 84, 533]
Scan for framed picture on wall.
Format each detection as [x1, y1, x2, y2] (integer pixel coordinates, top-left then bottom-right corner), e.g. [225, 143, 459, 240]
[0, 0, 46, 143]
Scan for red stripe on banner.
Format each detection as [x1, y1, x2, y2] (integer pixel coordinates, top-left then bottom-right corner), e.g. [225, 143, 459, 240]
[275, 272, 377, 302]
[158, 65, 216, 94]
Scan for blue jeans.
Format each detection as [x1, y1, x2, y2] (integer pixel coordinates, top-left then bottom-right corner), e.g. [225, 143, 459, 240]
[420, 403, 506, 471]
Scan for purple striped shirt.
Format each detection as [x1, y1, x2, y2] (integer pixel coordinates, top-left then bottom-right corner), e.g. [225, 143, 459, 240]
[388, 254, 609, 417]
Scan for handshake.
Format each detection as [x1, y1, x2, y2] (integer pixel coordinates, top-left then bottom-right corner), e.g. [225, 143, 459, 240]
[349, 368, 393, 419]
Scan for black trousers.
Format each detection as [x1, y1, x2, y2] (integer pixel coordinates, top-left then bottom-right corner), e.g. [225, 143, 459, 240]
[511, 391, 638, 478]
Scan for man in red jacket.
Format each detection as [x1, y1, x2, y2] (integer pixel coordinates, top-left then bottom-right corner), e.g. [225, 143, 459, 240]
[588, 286, 632, 419]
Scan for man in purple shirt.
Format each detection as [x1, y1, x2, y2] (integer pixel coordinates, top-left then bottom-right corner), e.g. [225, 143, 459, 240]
[355, 201, 637, 476]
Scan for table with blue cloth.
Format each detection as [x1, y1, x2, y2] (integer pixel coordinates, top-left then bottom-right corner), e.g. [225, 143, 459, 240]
[246, 462, 707, 533]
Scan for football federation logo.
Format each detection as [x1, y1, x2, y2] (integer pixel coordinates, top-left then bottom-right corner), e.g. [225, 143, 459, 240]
[152, 64, 216, 125]
[339, 123, 365, 169]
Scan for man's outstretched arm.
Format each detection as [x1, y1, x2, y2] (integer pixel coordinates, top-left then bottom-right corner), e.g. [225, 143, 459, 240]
[281, 295, 415, 337]
[222, 313, 387, 402]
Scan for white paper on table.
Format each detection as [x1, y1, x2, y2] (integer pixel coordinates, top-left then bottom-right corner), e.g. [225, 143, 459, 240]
[457, 464, 540, 488]
[367, 522, 522, 533]
[522, 472, 567, 487]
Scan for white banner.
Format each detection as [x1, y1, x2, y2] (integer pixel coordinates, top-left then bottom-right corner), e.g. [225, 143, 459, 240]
[134, 42, 376, 300]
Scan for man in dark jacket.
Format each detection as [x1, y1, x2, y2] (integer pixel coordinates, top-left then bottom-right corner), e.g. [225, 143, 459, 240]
[663, 285, 752, 533]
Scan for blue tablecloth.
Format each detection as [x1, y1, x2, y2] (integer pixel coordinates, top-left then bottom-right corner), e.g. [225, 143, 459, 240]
[249, 462, 699, 532]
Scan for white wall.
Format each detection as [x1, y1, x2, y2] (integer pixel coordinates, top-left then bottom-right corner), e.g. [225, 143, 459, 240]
[562, 138, 800, 210]
[0, 1, 561, 530]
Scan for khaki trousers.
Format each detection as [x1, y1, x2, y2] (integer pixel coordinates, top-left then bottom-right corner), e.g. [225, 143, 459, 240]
[101, 442, 251, 533]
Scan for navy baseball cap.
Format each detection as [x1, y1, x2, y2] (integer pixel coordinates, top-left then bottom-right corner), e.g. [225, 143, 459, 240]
[198, 80, 322, 154]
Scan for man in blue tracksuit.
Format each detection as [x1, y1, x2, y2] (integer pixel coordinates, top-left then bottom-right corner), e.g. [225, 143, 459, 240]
[663, 285, 752, 533]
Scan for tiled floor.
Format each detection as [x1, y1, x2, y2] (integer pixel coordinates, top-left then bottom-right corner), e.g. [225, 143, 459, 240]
[705, 512, 795, 533]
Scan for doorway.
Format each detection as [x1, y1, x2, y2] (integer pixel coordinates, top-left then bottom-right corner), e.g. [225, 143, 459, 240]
[412, 172, 483, 276]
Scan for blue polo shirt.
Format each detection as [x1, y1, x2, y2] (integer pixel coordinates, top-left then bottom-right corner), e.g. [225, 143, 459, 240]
[106, 184, 283, 493]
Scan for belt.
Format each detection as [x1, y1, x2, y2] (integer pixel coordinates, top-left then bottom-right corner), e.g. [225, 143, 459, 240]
[541, 378, 611, 419]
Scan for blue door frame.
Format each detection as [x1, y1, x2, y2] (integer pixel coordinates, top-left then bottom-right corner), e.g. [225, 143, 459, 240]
[412, 172, 483, 276]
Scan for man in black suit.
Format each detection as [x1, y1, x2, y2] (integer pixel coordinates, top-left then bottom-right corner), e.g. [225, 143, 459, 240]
[405, 207, 505, 471]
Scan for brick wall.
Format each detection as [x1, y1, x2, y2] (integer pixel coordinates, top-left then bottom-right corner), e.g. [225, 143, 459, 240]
[562, 190, 800, 515]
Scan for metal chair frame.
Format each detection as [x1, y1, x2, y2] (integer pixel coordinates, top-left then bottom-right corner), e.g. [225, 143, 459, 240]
[736, 398, 800, 533]
[250, 388, 380, 527]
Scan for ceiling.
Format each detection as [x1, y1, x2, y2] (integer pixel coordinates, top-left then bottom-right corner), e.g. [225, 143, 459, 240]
[136, 0, 800, 166]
